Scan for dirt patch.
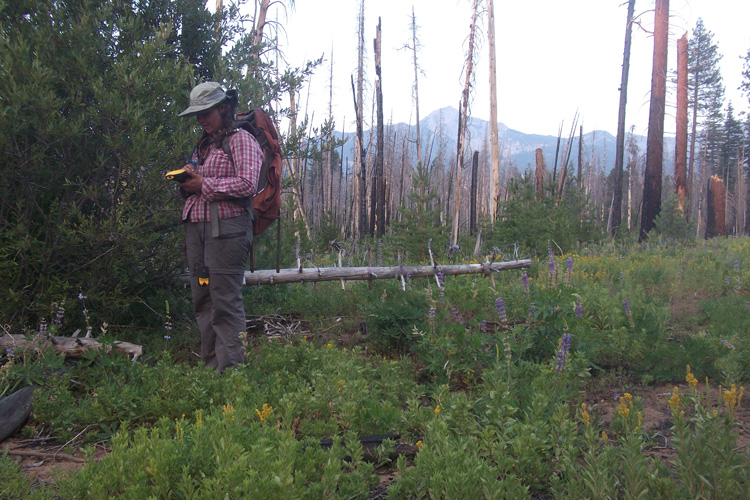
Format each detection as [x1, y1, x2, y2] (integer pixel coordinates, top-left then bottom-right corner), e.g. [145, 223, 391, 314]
[2, 436, 107, 486]
[584, 381, 750, 465]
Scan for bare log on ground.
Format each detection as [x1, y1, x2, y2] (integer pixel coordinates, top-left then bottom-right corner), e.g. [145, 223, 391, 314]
[0, 386, 34, 443]
[0, 335, 143, 361]
[243, 259, 532, 286]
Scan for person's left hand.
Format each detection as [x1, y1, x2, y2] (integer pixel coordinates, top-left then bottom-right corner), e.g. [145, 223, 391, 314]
[179, 164, 203, 193]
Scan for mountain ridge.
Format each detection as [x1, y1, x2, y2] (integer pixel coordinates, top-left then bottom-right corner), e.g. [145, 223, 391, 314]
[336, 106, 675, 176]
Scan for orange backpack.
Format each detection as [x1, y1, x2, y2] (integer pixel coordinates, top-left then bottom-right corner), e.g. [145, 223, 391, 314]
[222, 109, 282, 236]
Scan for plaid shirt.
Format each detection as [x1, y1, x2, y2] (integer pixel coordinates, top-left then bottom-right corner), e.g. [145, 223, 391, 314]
[182, 129, 262, 222]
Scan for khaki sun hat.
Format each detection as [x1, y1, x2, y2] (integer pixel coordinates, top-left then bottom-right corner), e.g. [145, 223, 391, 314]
[178, 82, 226, 117]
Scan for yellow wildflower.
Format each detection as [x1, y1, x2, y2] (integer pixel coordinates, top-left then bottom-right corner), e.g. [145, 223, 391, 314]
[580, 403, 590, 426]
[434, 405, 441, 415]
[685, 365, 698, 388]
[222, 404, 235, 422]
[196, 409, 203, 428]
[255, 403, 273, 422]
[668, 387, 680, 413]
[723, 384, 745, 414]
[617, 397, 630, 418]
[636, 411, 643, 430]
[416, 440, 423, 449]
[327, 343, 333, 349]
[601, 431, 608, 443]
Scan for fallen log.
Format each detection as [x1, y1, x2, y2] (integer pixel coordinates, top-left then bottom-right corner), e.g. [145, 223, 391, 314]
[0, 334, 142, 361]
[0, 387, 34, 443]
[243, 259, 532, 286]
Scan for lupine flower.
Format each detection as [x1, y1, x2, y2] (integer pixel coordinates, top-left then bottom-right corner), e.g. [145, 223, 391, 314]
[5, 348, 13, 358]
[78, 292, 87, 301]
[521, 271, 530, 293]
[428, 307, 436, 320]
[39, 321, 48, 335]
[53, 307, 65, 324]
[555, 333, 572, 371]
[451, 307, 464, 325]
[528, 302, 536, 319]
[623, 299, 634, 327]
[734, 260, 741, 272]
[495, 298, 507, 322]
[163, 335, 171, 340]
[566, 256, 573, 283]
[480, 319, 488, 331]
[575, 302, 583, 319]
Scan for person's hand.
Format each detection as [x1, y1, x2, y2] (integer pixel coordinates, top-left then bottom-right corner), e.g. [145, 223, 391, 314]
[179, 164, 203, 193]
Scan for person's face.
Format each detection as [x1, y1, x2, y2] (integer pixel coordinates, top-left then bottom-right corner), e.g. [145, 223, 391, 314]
[195, 105, 224, 136]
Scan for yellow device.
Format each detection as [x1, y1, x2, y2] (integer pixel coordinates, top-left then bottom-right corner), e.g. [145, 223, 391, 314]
[166, 169, 190, 182]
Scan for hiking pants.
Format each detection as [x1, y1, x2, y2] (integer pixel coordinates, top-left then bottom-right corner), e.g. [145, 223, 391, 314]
[185, 213, 253, 372]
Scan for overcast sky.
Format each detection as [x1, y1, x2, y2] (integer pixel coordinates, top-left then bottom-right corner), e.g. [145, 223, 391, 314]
[260, 0, 749, 137]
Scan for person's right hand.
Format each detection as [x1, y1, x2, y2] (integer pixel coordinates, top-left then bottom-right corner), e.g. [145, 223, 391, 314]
[180, 164, 203, 193]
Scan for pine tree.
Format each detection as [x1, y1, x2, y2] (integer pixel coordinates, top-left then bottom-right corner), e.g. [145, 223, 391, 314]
[686, 18, 724, 222]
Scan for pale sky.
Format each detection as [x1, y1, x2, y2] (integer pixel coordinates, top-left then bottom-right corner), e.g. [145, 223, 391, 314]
[258, 0, 750, 137]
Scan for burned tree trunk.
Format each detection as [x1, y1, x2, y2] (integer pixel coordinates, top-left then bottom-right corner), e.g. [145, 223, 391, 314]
[354, 0, 368, 238]
[675, 32, 689, 213]
[535, 148, 544, 199]
[451, 0, 480, 246]
[706, 175, 727, 238]
[374, 18, 385, 237]
[639, 0, 669, 241]
[470, 150, 479, 234]
[487, 0, 500, 222]
[612, 0, 635, 236]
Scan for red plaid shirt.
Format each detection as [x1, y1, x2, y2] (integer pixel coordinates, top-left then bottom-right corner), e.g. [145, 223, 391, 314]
[182, 129, 262, 222]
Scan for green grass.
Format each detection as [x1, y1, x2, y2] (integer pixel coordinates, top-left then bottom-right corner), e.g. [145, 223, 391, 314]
[4, 237, 750, 498]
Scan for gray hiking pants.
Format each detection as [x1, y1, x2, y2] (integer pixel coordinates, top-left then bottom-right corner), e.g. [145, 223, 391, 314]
[185, 213, 253, 372]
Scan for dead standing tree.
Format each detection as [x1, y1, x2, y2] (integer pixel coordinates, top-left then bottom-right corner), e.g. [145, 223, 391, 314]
[353, 0, 368, 238]
[639, 0, 669, 242]
[706, 175, 726, 238]
[611, 0, 635, 236]
[487, 0, 500, 222]
[373, 17, 385, 237]
[451, 0, 481, 246]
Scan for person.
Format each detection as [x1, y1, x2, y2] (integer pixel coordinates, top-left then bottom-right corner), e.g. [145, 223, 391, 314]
[177, 82, 262, 372]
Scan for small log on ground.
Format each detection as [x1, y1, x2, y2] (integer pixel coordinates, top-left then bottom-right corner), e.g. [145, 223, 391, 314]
[0, 386, 34, 443]
[318, 433, 418, 463]
[244, 259, 532, 286]
[0, 334, 142, 361]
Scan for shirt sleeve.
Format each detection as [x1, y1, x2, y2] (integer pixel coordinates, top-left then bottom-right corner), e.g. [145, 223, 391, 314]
[201, 129, 262, 201]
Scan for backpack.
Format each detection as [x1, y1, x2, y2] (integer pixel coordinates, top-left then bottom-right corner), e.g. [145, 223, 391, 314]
[220, 109, 283, 236]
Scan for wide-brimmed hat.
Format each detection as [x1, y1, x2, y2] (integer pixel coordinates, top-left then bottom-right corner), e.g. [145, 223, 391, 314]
[178, 82, 226, 117]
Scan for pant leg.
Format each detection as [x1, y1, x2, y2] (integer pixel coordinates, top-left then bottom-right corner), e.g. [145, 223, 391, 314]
[203, 214, 253, 372]
[185, 222, 219, 369]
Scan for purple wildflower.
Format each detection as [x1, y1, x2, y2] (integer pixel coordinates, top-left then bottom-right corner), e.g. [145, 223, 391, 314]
[555, 333, 572, 371]
[163, 335, 171, 340]
[724, 275, 731, 286]
[39, 321, 48, 335]
[734, 260, 741, 272]
[575, 302, 583, 319]
[451, 307, 464, 325]
[566, 256, 573, 273]
[521, 271, 530, 293]
[436, 271, 444, 287]
[5, 348, 13, 358]
[78, 292, 87, 301]
[495, 298, 507, 322]
[53, 307, 65, 324]
[428, 307, 436, 321]
[481, 319, 488, 331]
